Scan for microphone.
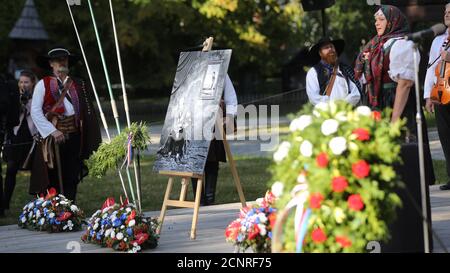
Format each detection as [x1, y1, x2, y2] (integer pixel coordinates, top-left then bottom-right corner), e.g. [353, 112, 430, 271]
[405, 23, 447, 42]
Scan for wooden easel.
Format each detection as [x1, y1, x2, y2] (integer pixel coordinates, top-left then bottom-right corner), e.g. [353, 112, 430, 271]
[157, 37, 246, 240]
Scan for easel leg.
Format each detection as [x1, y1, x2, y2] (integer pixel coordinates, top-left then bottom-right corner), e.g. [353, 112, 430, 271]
[157, 177, 174, 235]
[223, 138, 246, 207]
[191, 177, 203, 240]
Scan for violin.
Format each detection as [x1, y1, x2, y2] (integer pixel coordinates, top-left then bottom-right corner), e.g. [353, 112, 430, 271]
[431, 40, 450, 105]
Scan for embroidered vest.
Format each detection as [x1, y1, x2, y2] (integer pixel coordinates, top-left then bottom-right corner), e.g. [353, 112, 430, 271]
[42, 76, 80, 125]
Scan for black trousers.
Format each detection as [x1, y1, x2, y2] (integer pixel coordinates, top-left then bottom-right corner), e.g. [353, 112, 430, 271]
[435, 104, 450, 180]
[191, 161, 219, 205]
[47, 132, 81, 203]
[2, 160, 21, 209]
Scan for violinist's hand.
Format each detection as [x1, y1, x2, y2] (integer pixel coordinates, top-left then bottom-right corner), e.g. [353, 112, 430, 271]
[425, 98, 435, 114]
[441, 51, 450, 63]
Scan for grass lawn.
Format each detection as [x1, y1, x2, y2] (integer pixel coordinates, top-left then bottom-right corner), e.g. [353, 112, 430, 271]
[0, 156, 273, 226]
[1, 157, 448, 226]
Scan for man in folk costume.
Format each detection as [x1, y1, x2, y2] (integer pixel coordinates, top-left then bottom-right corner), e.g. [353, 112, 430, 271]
[30, 47, 101, 202]
[424, 2, 450, 191]
[306, 37, 361, 106]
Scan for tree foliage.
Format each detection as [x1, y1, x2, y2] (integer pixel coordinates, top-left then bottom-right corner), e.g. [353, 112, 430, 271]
[0, 0, 379, 96]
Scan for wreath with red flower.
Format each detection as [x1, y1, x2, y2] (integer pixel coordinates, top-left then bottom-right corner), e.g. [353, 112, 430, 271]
[271, 101, 404, 253]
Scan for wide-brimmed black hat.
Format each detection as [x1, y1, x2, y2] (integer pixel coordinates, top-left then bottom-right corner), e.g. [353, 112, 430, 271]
[308, 37, 345, 64]
[36, 47, 79, 70]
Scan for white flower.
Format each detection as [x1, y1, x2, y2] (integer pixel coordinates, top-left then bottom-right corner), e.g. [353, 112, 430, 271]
[356, 106, 372, 117]
[289, 115, 312, 132]
[335, 112, 348, 122]
[136, 246, 141, 252]
[60, 201, 68, 205]
[105, 228, 112, 237]
[36, 210, 41, 218]
[258, 213, 267, 223]
[102, 213, 108, 219]
[116, 232, 124, 240]
[128, 219, 136, 227]
[55, 197, 60, 201]
[297, 172, 307, 184]
[258, 224, 267, 236]
[329, 137, 347, 155]
[273, 141, 291, 162]
[126, 208, 132, 213]
[133, 242, 138, 247]
[271, 182, 284, 198]
[124, 238, 127, 242]
[21, 217, 27, 223]
[27, 203, 34, 210]
[315, 102, 329, 112]
[120, 225, 125, 230]
[70, 205, 79, 212]
[55, 203, 59, 207]
[63, 225, 68, 230]
[93, 223, 99, 230]
[300, 140, 313, 157]
[41, 201, 48, 207]
[28, 211, 33, 218]
[39, 218, 45, 225]
[334, 208, 346, 224]
[240, 226, 247, 232]
[102, 207, 109, 214]
[321, 119, 339, 136]
[110, 230, 116, 239]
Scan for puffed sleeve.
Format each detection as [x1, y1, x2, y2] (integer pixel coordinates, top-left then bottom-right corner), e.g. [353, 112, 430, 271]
[388, 39, 420, 82]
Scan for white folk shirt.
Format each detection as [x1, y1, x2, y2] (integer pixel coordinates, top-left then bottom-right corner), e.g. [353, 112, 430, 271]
[358, 38, 419, 90]
[31, 77, 75, 138]
[306, 65, 360, 106]
[224, 74, 238, 116]
[424, 30, 449, 99]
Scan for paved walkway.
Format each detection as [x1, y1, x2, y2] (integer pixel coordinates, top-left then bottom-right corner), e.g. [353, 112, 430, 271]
[0, 186, 449, 253]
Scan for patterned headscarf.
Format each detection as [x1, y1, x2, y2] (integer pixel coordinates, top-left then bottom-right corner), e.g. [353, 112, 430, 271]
[354, 5, 410, 108]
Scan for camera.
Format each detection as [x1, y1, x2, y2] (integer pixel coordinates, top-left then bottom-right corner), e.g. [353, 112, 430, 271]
[20, 89, 32, 104]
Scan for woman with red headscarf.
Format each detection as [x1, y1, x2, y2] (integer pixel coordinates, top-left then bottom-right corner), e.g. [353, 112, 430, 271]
[355, 5, 434, 253]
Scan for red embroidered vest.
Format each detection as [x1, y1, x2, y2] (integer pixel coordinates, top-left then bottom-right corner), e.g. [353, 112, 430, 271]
[42, 76, 80, 123]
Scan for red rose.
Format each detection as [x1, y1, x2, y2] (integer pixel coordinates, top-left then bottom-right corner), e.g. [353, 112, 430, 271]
[331, 176, 349, 193]
[57, 211, 73, 221]
[248, 224, 261, 240]
[348, 194, 364, 211]
[352, 160, 370, 179]
[311, 228, 327, 243]
[132, 232, 149, 245]
[45, 188, 57, 200]
[316, 152, 329, 168]
[225, 220, 241, 240]
[372, 111, 381, 121]
[101, 197, 115, 210]
[336, 236, 352, 248]
[310, 193, 324, 209]
[352, 128, 370, 141]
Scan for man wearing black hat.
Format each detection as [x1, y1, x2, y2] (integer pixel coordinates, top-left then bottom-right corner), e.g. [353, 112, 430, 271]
[306, 37, 361, 106]
[30, 47, 101, 202]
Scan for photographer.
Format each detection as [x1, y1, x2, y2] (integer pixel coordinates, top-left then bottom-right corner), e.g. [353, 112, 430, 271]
[1, 70, 38, 213]
[1, 73, 20, 217]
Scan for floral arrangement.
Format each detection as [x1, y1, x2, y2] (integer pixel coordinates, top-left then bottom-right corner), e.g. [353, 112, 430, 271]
[86, 122, 150, 178]
[18, 188, 84, 232]
[270, 101, 404, 253]
[81, 198, 159, 253]
[225, 191, 277, 253]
